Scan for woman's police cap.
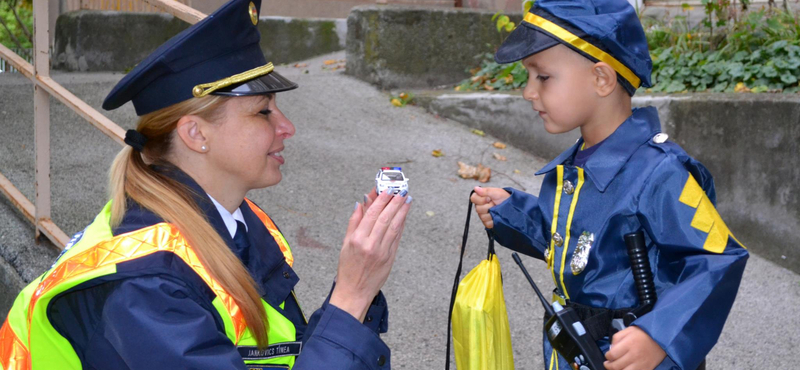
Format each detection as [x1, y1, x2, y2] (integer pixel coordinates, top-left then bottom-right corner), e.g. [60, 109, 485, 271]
[495, 0, 652, 93]
[102, 0, 297, 116]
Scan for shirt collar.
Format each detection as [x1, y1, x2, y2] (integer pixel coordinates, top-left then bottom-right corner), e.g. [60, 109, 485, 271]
[535, 107, 662, 192]
[207, 194, 247, 238]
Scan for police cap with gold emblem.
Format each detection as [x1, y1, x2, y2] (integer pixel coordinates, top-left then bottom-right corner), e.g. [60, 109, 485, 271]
[102, 0, 297, 116]
[495, 0, 652, 95]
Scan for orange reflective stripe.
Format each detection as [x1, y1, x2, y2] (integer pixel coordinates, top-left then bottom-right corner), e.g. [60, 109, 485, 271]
[0, 320, 29, 370]
[28, 223, 248, 344]
[244, 199, 294, 267]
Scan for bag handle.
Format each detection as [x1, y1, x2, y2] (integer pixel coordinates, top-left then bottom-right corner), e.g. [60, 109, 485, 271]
[445, 191, 495, 370]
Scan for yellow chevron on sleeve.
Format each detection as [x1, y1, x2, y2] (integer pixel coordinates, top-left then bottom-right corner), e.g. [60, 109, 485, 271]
[679, 173, 744, 253]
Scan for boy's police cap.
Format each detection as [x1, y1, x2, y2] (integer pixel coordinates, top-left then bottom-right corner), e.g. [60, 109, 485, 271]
[102, 0, 297, 116]
[495, 0, 652, 93]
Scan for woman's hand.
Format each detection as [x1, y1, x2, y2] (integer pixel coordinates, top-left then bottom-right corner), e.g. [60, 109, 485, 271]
[329, 189, 412, 322]
[469, 186, 510, 229]
[604, 326, 666, 370]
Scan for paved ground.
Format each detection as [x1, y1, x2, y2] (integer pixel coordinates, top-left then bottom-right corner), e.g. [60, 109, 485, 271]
[1, 51, 799, 368]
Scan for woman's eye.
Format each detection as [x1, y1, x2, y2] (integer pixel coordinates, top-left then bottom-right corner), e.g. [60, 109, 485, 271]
[259, 109, 272, 116]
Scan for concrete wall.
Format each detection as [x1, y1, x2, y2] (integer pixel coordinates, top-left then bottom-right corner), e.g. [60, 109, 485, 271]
[52, 11, 346, 72]
[346, 5, 519, 89]
[415, 91, 799, 273]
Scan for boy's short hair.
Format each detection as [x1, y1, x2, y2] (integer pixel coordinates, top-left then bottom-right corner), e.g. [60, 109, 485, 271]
[495, 0, 652, 96]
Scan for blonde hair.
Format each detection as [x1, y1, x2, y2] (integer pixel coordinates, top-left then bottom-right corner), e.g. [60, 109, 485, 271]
[108, 96, 270, 347]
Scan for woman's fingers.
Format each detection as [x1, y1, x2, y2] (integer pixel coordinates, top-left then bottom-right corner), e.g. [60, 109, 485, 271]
[383, 201, 411, 252]
[367, 192, 409, 242]
[354, 189, 394, 238]
[361, 187, 379, 216]
[346, 202, 364, 239]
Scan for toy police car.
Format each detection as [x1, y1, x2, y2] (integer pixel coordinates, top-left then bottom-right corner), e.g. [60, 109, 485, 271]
[375, 167, 409, 195]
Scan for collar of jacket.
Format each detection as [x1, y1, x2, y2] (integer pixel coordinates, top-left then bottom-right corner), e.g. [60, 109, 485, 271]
[143, 164, 295, 301]
[535, 106, 662, 192]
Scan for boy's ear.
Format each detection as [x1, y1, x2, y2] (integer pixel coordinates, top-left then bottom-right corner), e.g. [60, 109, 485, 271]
[591, 62, 619, 97]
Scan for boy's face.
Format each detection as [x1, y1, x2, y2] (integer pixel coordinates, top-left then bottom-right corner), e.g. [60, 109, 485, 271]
[521, 44, 599, 134]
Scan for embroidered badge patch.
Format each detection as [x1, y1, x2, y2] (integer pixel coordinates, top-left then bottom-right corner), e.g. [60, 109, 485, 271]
[570, 231, 594, 275]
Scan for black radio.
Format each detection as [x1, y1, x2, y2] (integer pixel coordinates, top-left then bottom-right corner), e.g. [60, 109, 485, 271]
[512, 253, 606, 370]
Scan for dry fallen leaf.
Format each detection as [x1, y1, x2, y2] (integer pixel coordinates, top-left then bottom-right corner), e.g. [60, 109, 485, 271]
[391, 98, 402, 107]
[513, 169, 521, 174]
[426, 211, 435, 217]
[323, 59, 338, 65]
[293, 63, 308, 68]
[471, 129, 485, 136]
[492, 152, 507, 161]
[432, 149, 444, 157]
[454, 85, 462, 91]
[457, 161, 478, 179]
[457, 162, 492, 182]
[493, 141, 507, 149]
[477, 165, 492, 183]
[734, 82, 750, 93]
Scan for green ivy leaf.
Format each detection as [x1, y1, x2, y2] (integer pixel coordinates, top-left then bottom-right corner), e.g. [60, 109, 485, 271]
[761, 65, 778, 78]
[781, 72, 798, 84]
[665, 80, 687, 93]
[496, 15, 510, 32]
[523, 0, 534, 13]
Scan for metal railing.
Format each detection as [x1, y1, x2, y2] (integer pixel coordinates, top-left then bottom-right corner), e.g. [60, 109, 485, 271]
[0, 48, 32, 73]
[0, 0, 204, 249]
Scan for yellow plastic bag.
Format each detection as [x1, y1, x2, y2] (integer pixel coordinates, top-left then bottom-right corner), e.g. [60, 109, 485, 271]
[446, 193, 514, 370]
[451, 254, 515, 370]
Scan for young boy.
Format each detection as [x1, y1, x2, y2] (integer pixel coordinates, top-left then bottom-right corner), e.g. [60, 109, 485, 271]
[470, 1, 749, 369]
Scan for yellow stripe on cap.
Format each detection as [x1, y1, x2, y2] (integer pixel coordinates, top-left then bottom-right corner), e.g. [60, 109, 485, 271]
[192, 62, 275, 98]
[523, 13, 641, 88]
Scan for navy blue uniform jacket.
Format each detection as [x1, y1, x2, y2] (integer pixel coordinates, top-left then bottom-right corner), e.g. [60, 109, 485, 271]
[47, 167, 391, 369]
[489, 107, 748, 370]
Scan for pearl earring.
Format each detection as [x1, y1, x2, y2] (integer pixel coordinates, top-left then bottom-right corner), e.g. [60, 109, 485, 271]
[201, 145, 207, 151]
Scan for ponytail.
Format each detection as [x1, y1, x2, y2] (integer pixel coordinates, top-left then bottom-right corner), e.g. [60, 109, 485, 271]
[108, 96, 270, 347]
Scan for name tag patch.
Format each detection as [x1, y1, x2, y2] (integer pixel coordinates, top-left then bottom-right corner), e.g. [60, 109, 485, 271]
[238, 341, 302, 360]
[246, 366, 289, 370]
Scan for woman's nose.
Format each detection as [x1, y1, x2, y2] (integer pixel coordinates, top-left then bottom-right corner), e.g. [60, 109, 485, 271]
[276, 114, 296, 138]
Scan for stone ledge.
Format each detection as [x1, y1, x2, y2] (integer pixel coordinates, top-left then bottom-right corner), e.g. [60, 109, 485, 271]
[53, 11, 347, 72]
[415, 90, 799, 273]
[346, 5, 520, 90]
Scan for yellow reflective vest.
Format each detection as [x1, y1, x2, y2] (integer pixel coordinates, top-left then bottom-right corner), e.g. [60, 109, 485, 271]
[0, 199, 301, 370]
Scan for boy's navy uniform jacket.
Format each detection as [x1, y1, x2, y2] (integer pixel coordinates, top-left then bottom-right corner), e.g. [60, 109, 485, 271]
[489, 107, 748, 370]
[48, 167, 391, 369]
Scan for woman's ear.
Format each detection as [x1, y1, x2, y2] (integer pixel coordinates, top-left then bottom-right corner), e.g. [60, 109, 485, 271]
[592, 62, 619, 98]
[175, 115, 210, 153]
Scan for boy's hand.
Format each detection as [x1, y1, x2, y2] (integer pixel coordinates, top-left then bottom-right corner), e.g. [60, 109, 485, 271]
[469, 186, 510, 229]
[604, 326, 666, 370]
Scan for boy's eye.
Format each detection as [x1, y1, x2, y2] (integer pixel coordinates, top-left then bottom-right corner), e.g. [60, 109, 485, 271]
[259, 108, 272, 116]
[536, 75, 550, 82]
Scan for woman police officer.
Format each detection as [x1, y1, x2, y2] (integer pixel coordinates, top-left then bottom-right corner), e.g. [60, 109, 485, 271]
[0, 0, 411, 368]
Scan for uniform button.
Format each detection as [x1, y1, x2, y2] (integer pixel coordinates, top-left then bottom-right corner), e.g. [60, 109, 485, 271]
[365, 315, 373, 322]
[377, 355, 386, 366]
[283, 271, 290, 279]
[563, 180, 575, 195]
[553, 232, 564, 247]
[653, 133, 669, 144]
